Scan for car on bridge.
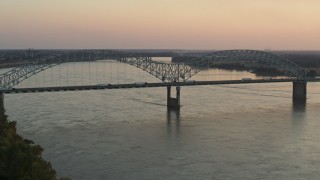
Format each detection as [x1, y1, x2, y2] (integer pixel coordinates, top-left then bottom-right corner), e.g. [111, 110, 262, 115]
[97, 83, 111, 86]
[241, 78, 252, 81]
[184, 80, 196, 83]
[262, 77, 273, 80]
[134, 82, 147, 85]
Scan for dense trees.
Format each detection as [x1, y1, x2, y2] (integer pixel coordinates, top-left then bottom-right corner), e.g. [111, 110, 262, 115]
[306, 69, 317, 77]
[0, 108, 70, 180]
[173, 51, 320, 77]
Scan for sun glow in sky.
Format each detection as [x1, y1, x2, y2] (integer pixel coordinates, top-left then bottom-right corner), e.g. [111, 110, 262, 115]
[1, 0, 320, 49]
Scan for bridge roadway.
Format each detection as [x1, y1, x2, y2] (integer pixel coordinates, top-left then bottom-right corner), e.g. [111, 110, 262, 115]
[3, 78, 320, 94]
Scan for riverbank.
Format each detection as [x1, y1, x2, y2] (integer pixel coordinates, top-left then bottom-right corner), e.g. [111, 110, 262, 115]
[0, 61, 27, 69]
[0, 108, 70, 180]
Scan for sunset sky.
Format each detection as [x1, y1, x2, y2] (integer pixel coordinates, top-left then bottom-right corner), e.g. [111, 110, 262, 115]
[1, 0, 320, 50]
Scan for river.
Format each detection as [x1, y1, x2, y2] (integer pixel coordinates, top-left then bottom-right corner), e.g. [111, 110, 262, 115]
[2, 59, 320, 179]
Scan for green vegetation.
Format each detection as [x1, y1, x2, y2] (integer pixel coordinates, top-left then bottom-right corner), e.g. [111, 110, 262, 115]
[173, 51, 320, 77]
[280, 53, 320, 68]
[306, 69, 317, 77]
[0, 108, 70, 180]
[209, 62, 317, 77]
[207, 62, 285, 76]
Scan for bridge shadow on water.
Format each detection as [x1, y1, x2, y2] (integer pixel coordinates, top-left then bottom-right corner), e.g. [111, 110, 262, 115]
[292, 100, 306, 113]
[166, 109, 181, 137]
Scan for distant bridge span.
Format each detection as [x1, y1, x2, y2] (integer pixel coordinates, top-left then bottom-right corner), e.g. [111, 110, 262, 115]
[0, 49, 306, 91]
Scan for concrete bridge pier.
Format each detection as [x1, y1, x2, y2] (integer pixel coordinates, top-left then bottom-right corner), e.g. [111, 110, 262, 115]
[293, 81, 307, 102]
[167, 86, 181, 109]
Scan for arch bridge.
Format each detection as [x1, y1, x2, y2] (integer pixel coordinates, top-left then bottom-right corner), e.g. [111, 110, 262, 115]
[0, 49, 311, 109]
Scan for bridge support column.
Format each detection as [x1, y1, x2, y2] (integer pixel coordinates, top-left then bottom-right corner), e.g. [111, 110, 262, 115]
[167, 86, 181, 109]
[293, 81, 307, 102]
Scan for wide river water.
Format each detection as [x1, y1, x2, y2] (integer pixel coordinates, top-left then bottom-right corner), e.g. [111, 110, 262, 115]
[2, 59, 320, 179]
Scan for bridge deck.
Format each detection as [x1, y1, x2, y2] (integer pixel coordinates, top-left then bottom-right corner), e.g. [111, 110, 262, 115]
[3, 78, 319, 94]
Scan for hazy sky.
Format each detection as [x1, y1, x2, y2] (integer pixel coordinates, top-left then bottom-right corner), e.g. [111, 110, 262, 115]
[1, 0, 320, 49]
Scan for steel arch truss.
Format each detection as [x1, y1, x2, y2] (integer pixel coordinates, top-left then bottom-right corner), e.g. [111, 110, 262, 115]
[0, 49, 306, 91]
[117, 55, 197, 82]
[0, 50, 197, 90]
[183, 50, 306, 80]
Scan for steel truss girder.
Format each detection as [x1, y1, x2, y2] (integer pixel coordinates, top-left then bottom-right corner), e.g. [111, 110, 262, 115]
[183, 50, 306, 80]
[0, 50, 196, 90]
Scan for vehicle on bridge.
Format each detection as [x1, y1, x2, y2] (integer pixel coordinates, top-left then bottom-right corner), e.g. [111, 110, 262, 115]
[262, 77, 273, 80]
[97, 83, 111, 86]
[184, 80, 196, 83]
[134, 82, 147, 85]
[241, 78, 252, 81]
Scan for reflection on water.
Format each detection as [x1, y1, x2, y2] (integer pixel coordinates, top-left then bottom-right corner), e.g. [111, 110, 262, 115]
[167, 109, 180, 137]
[292, 100, 306, 113]
[167, 109, 181, 122]
[291, 100, 307, 133]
